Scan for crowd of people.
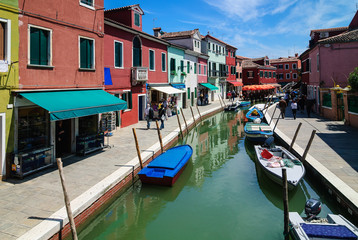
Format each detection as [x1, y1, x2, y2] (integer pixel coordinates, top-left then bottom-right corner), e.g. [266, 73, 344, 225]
[144, 98, 169, 130]
[278, 90, 315, 120]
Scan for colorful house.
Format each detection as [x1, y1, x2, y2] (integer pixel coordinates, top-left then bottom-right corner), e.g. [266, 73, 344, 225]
[242, 57, 277, 86]
[0, 1, 19, 179]
[104, 5, 174, 127]
[225, 44, 241, 95]
[11, 0, 127, 179]
[270, 54, 301, 86]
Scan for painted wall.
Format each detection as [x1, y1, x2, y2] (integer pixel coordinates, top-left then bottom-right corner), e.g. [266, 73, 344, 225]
[184, 53, 198, 106]
[271, 60, 300, 84]
[18, 0, 104, 89]
[167, 46, 185, 84]
[197, 57, 208, 83]
[226, 47, 236, 81]
[0, 1, 19, 178]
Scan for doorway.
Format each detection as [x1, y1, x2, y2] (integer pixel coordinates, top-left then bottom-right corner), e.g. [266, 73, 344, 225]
[138, 95, 145, 120]
[0, 113, 5, 177]
[56, 119, 72, 158]
[182, 93, 187, 109]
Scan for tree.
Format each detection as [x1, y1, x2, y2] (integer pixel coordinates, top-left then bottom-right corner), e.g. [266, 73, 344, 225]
[348, 67, 358, 91]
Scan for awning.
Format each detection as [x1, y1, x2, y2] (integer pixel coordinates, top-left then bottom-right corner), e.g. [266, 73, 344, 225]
[171, 83, 186, 89]
[151, 86, 185, 94]
[200, 83, 219, 91]
[228, 81, 243, 87]
[19, 89, 127, 121]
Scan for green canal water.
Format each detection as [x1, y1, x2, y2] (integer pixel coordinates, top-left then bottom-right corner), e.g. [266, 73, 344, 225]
[78, 110, 341, 240]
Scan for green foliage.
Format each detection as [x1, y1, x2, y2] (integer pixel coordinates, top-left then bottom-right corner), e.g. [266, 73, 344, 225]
[348, 67, 358, 91]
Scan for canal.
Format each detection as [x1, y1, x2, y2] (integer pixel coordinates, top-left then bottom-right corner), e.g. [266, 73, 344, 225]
[78, 110, 342, 240]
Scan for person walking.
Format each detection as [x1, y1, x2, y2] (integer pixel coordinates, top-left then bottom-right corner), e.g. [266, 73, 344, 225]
[291, 100, 298, 120]
[144, 104, 154, 129]
[162, 98, 168, 120]
[278, 97, 287, 119]
[158, 104, 165, 130]
[298, 95, 305, 113]
[306, 99, 314, 117]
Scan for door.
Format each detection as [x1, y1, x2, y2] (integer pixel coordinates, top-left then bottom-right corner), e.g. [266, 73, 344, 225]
[0, 113, 5, 177]
[191, 92, 194, 106]
[182, 93, 187, 109]
[56, 119, 72, 158]
[138, 95, 145, 120]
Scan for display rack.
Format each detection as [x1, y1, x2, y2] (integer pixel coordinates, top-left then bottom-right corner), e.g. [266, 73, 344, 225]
[12, 147, 53, 179]
[101, 112, 116, 133]
[76, 133, 105, 155]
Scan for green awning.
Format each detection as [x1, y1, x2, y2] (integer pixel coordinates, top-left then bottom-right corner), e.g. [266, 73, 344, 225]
[20, 90, 127, 121]
[200, 83, 219, 90]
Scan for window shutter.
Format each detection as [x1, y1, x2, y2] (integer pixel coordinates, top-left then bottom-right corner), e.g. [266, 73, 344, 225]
[181, 60, 184, 72]
[187, 88, 190, 99]
[0, 22, 5, 60]
[162, 53, 165, 71]
[149, 50, 154, 70]
[195, 87, 197, 98]
[194, 63, 197, 74]
[129, 92, 133, 109]
[39, 29, 49, 65]
[30, 28, 40, 65]
[187, 61, 190, 73]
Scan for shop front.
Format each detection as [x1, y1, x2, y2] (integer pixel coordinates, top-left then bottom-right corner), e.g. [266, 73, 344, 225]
[198, 83, 219, 105]
[12, 89, 127, 178]
[227, 81, 243, 99]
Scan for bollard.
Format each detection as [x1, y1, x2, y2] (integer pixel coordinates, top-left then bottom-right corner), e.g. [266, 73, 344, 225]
[155, 121, 164, 153]
[132, 128, 143, 169]
[282, 168, 289, 240]
[289, 122, 302, 151]
[180, 108, 188, 132]
[302, 130, 316, 162]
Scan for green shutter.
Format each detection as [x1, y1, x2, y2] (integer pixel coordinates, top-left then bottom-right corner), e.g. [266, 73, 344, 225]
[187, 61, 190, 73]
[180, 60, 184, 72]
[149, 50, 154, 70]
[115, 42, 122, 67]
[170, 58, 175, 71]
[195, 87, 197, 98]
[187, 88, 190, 99]
[39, 30, 48, 65]
[30, 28, 40, 65]
[135, 13, 140, 26]
[162, 53, 165, 71]
[129, 92, 133, 109]
[194, 63, 197, 74]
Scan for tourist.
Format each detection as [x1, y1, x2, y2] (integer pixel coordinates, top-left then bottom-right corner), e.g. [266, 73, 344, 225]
[145, 104, 154, 129]
[162, 98, 168, 120]
[205, 93, 209, 105]
[278, 97, 287, 119]
[158, 104, 165, 129]
[306, 99, 314, 117]
[284, 91, 290, 105]
[298, 95, 306, 113]
[227, 91, 232, 101]
[232, 90, 236, 102]
[291, 100, 298, 120]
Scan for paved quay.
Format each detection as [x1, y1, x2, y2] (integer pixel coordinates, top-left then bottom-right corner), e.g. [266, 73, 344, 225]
[265, 103, 358, 217]
[0, 100, 224, 240]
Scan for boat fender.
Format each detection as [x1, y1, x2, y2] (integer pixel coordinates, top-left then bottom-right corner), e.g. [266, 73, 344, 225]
[280, 160, 285, 167]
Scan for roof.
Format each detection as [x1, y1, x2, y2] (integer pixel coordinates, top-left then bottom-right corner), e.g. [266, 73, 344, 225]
[160, 29, 199, 39]
[310, 27, 348, 35]
[270, 57, 299, 63]
[318, 28, 358, 44]
[205, 34, 237, 50]
[105, 4, 144, 14]
[242, 59, 276, 69]
[236, 55, 249, 60]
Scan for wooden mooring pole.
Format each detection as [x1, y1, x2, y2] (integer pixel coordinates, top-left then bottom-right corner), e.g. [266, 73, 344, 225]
[282, 168, 289, 240]
[302, 130, 316, 162]
[155, 120, 164, 153]
[289, 122, 302, 151]
[176, 108, 183, 139]
[269, 105, 278, 125]
[56, 158, 78, 240]
[180, 108, 188, 132]
[132, 128, 143, 169]
[190, 106, 197, 127]
[273, 113, 281, 132]
[196, 105, 203, 123]
[218, 95, 224, 108]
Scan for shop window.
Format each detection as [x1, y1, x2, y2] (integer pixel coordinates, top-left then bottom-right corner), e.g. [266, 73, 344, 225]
[79, 36, 94, 69]
[122, 91, 132, 110]
[29, 26, 52, 66]
[79, 115, 98, 135]
[134, 13, 140, 27]
[133, 36, 142, 67]
[161, 53, 166, 72]
[114, 41, 123, 68]
[149, 49, 155, 71]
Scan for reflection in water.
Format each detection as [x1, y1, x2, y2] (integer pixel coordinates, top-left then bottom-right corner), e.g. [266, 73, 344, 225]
[79, 110, 338, 240]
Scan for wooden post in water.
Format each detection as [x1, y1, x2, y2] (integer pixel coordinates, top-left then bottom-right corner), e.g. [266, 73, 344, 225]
[302, 130, 316, 162]
[196, 105, 203, 123]
[269, 105, 278, 125]
[218, 95, 224, 108]
[221, 95, 227, 107]
[264, 95, 273, 115]
[155, 120, 164, 153]
[180, 108, 188, 132]
[176, 108, 183, 139]
[190, 106, 197, 127]
[132, 128, 143, 169]
[289, 122, 302, 151]
[273, 113, 281, 132]
[56, 158, 78, 240]
[282, 168, 289, 240]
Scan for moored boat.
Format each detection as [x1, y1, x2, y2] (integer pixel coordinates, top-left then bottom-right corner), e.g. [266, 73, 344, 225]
[246, 106, 264, 121]
[138, 145, 193, 186]
[224, 101, 251, 111]
[253, 145, 305, 190]
[244, 122, 273, 143]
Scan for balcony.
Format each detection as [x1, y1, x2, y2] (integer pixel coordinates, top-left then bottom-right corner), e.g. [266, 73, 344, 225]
[131, 67, 148, 85]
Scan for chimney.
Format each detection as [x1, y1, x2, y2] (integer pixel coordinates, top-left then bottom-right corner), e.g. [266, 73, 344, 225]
[295, 53, 298, 57]
[153, 27, 162, 37]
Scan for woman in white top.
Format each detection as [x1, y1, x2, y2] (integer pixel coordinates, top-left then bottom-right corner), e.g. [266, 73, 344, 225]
[291, 100, 298, 120]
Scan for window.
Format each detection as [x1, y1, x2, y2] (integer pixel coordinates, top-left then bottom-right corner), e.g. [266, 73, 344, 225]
[29, 26, 52, 66]
[79, 36, 94, 69]
[265, 60, 269, 65]
[161, 53, 166, 72]
[247, 71, 253, 78]
[286, 73, 290, 79]
[292, 63, 297, 69]
[195, 87, 197, 98]
[122, 91, 132, 110]
[199, 64, 202, 74]
[134, 13, 140, 27]
[187, 61, 190, 73]
[132, 36, 141, 67]
[204, 65, 207, 75]
[194, 41, 196, 48]
[317, 54, 319, 71]
[259, 71, 263, 78]
[114, 41, 123, 68]
[198, 42, 200, 48]
[187, 88, 190, 99]
[208, 42, 210, 50]
[80, 0, 94, 8]
[273, 72, 276, 78]
[149, 49, 155, 71]
[0, 19, 11, 63]
[293, 73, 297, 79]
[180, 60, 184, 72]
[194, 63, 197, 74]
[279, 73, 283, 79]
[170, 58, 175, 72]
[278, 64, 283, 69]
[269, 72, 272, 78]
[285, 64, 289, 70]
[265, 72, 268, 78]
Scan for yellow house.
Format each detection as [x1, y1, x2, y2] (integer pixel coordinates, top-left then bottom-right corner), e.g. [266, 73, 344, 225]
[0, 1, 19, 180]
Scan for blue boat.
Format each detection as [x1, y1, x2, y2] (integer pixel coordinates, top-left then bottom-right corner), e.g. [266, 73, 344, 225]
[246, 106, 264, 121]
[244, 122, 273, 143]
[138, 145, 193, 186]
[239, 101, 251, 107]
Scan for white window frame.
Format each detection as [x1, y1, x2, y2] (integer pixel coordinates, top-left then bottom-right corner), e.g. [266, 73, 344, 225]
[79, 0, 95, 10]
[286, 73, 290, 79]
[161, 52, 166, 72]
[0, 18, 11, 64]
[149, 49, 155, 71]
[292, 63, 297, 69]
[114, 40, 123, 69]
[78, 35, 95, 70]
[28, 24, 53, 67]
[285, 64, 289, 70]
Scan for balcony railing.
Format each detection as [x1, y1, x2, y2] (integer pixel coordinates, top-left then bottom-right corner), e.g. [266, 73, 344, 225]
[131, 67, 148, 85]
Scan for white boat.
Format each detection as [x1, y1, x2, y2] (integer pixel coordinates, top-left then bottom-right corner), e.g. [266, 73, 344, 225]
[254, 145, 305, 190]
[289, 199, 358, 240]
[249, 103, 266, 111]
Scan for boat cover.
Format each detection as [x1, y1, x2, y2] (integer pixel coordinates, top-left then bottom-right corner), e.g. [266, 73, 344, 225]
[147, 145, 192, 170]
[301, 223, 357, 239]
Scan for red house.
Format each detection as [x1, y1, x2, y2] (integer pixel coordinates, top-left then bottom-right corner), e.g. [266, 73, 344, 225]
[104, 5, 169, 127]
[226, 45, 242, 92]
[242, 57, 277, 85]
[270, 54, 301, 86]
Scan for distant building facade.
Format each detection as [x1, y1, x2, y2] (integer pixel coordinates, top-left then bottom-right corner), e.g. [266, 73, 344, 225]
[242, 56, 277, 85]
[270, 54, 301, 86]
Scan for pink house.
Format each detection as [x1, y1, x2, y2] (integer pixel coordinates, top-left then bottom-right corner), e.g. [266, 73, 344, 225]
[104, 5, 169, 127]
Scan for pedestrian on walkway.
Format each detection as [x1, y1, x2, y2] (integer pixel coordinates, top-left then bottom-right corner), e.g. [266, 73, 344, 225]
[278, 97, 287, 119]
[284, 91, 290, 106]
[158, 104, 165, 129]
[162, 98, 168, 120]
[298, 95, 306, 113]
[306, 99, 314, 117]
[145, 104, 154, 129]
[291, 100, 298, 120]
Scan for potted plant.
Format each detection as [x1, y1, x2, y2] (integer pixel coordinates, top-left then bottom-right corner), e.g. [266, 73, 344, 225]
[181, 72, 187, 77]
[170, 71, 177, 76]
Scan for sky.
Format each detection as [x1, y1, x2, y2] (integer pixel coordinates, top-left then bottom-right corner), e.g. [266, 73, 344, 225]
[103, 0, 357, 59]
